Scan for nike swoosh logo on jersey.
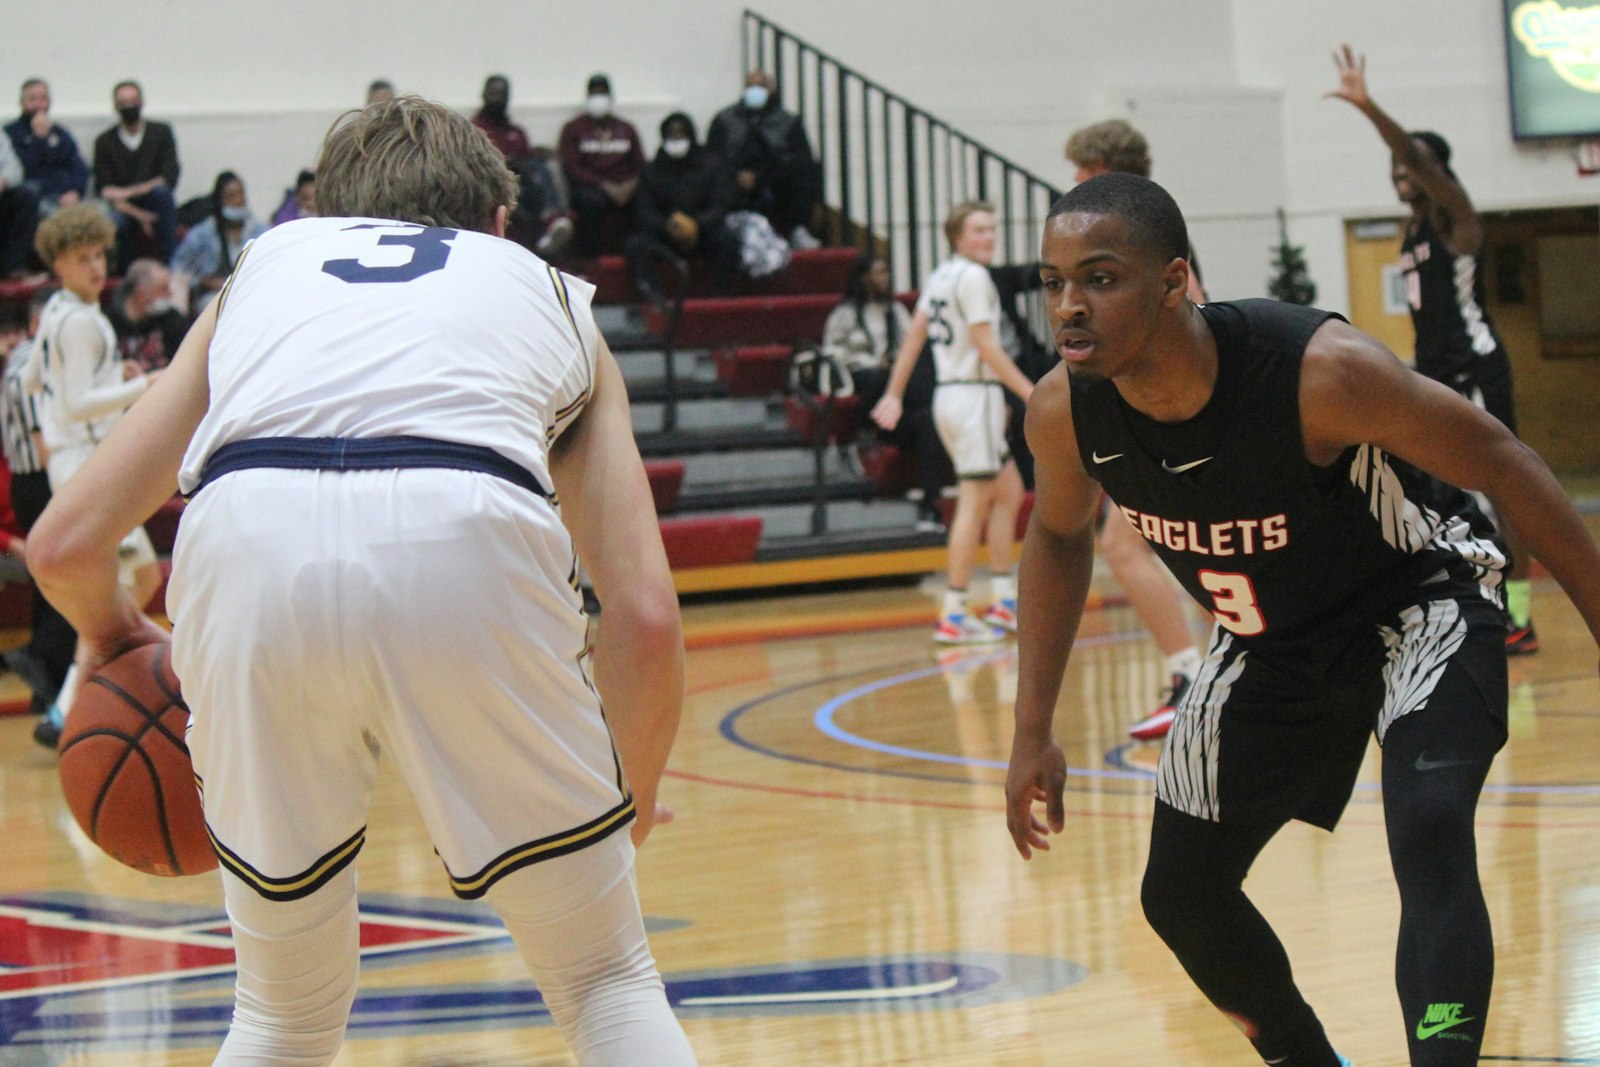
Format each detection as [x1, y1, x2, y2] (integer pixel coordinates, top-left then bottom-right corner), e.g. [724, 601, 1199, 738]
[1415, 753, 1479, 772]
[1091, 452, 1123, 464]
[1161, 456, 1213, 473]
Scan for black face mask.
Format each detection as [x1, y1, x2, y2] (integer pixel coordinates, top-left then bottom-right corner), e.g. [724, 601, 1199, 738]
[119, 105, 142, 125]
[482, 102, 507, 122]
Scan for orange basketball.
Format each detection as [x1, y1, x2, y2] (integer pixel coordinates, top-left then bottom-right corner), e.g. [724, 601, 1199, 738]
[56, 641, 217, 877]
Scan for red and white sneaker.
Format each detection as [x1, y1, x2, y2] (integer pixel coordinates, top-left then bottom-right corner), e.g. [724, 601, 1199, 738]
[982, 600, 1018, 633]
[933, 613, 1007, 646]
[1128, 671, 1193, 741]
[1505, 621, 1539, 656]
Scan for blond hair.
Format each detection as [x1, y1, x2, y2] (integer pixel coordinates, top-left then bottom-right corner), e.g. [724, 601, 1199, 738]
[315, 96, 518, 232]
[943, 200, 994, 250]
[1064, 119, 1151, 178]
[35, 202, 116, 267]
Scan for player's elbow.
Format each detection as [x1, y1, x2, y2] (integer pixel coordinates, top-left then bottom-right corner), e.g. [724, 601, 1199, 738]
[25, 505, 101, 592]
[603, 587, 684, 665]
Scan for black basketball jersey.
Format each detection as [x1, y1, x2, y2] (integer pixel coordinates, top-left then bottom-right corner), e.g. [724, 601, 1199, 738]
[1069, 299, 1505, 640]
[1399, 216, 1505, 381]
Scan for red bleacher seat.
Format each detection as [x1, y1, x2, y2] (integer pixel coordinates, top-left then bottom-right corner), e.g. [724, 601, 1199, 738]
[783, 394, 862, 445]
[712, 344, 792, 397]
[580, 248, 860, 307]
[658, 515, 762, 569]
[643, 460, 685, 514]
[144, 496, 187, 554]
[656, 294, 838, 348]
[858, 444, 917, 498]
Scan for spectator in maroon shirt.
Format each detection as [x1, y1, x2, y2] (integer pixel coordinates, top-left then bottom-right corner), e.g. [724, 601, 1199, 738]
[471, 74, 572, 259]
[558, 74, 644, 259]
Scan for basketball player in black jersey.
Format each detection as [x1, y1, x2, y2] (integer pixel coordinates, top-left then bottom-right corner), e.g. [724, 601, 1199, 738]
[1005, 173, 1600, 1066]
[1327, 44, 1539, 656]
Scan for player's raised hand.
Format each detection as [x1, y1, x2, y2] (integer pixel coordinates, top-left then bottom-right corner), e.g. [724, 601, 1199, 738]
[1326, 43, 1370, 109]
[1005, 733, 1067, 860]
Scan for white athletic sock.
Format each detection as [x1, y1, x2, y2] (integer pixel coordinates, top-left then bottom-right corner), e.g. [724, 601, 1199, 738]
[1166, 647, 1203, 681]
[990, 572, 1017, 604]
[942, 588, 968, 619]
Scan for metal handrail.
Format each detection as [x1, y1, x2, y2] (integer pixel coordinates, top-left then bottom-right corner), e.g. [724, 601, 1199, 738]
[743, 9, 1063, 301]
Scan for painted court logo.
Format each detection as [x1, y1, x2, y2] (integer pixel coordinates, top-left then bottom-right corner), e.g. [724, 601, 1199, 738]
[1512, 1, 1600, 93]
[0, 892, 1085, 1059]
[1415, 1001, 1476, 1041]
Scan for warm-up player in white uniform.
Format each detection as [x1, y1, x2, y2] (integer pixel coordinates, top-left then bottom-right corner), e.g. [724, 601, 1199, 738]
[872, 201, 1035, 644]
[30, 97, 696, 1067]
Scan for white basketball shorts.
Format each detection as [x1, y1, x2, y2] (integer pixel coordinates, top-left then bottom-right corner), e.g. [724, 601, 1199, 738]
[167, 467, 633, 901]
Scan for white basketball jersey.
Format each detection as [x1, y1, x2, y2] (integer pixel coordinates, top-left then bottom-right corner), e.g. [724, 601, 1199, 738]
[916, 254, 1000, 384]
[34, 289, 130, 453]
[179, 217, 599, 494]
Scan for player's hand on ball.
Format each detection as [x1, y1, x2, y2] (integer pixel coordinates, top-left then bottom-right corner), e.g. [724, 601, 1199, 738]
[1005, 733, 1067, 860]
[77, 606, 169, 683]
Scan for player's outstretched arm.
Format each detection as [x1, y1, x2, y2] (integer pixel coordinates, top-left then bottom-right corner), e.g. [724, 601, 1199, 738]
[870, 309, 929, 431]
[550, 337, 684, 846]
[1325, 43, 1482, 253]
[1300, 321, 1600, 657]
[29, 299, 218, 671]
[1008, 366, 1101, 860]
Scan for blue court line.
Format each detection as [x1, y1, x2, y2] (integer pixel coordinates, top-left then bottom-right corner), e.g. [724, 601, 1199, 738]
[810, 637, 1153, 782]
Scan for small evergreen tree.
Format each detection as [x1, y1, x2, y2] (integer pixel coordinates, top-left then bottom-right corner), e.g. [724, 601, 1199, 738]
[1268, 207, 1316, 305]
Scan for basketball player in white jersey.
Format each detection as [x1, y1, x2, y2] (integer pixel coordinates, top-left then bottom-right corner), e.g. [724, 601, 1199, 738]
[30, 97, 697, 1066]
[873, 201, 1035, 644]
[27, 203, 163, 747]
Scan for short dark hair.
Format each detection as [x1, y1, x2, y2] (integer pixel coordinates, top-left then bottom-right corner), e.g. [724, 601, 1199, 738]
[1047, 172, 1189, 266]
[1409, 130, 1457, 178]
[113, 79, 141, 98]
[1064, 119, 1152, 177]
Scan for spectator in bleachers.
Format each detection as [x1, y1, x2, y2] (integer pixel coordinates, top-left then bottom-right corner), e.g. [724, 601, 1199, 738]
[558, 74, 644, 259]
[28, 203, 162, 746]
[171, 170, 267, 313]
[707, 70, 822, 250]
[822, 253, 947, 531]
[1, 287, 76, 722]
[6, 79, 89, 219]
[0, 128, 41, 280]
[92, 80, 180, 269]
[624, 112, 738, 308]
[108, 258, 188, 372]
[366, 79, 395, 106]
[473, 76, 573, 258]
[271, 169, 317, 226]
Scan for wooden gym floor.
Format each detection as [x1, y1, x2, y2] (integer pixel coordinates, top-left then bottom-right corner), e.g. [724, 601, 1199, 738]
[1, 519, 1597, 1065]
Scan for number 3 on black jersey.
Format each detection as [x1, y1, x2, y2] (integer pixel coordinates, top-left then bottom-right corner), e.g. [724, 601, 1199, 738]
[322, 224, 457, 284]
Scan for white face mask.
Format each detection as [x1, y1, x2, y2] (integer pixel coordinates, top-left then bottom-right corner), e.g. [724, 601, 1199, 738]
[662, 138, 690, 159]
[585, 94, 611, 118]
[742, 85, 769, 110]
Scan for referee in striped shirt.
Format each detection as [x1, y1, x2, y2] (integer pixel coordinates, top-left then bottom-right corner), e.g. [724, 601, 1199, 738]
[2, 289, 76, 717]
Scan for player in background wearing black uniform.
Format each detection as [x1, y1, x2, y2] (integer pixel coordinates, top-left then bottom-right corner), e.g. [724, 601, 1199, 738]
[1006, 173, 1600, 1065]
[1327, 44, 1540, 655]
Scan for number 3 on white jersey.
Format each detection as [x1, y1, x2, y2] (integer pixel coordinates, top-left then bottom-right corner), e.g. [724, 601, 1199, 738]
[1199, 570, 1266, 636]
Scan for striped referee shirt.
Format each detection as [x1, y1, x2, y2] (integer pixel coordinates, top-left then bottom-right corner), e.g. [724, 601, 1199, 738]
[2, 340, 46, 474]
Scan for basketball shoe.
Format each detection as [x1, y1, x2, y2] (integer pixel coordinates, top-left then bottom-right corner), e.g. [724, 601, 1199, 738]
[934, 613, 1006, 645]
[1505, 620, 1539, 656]
[982, 599, 1018, 632]
[1128, 671, 1192, 741]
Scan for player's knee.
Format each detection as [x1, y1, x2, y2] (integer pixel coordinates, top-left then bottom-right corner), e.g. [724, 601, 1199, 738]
[1141, 861, 1211, 941]
[1387, 786, 1480, 895]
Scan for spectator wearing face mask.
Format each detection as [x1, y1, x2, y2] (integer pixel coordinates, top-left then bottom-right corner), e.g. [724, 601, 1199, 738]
[558, 74, 644, 260]
[107, 257, 189, 372]
[271, 169, 317, 227]
[92, 80, 180, 268]
[171, 170, 266, 312]
[624, 112, 738, 308]
[707, 70, 822, 250]
[472, 75, 573, 259]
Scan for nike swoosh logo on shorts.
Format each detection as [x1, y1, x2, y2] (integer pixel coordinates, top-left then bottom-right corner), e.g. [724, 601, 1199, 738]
[1415, 753, 1478, 772]
[1092, 452, 1123, 464]
[1162, 456, 1213, 473]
